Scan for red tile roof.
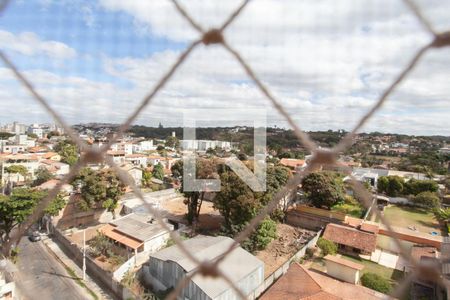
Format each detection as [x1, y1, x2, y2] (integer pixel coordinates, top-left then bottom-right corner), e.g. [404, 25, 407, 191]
[261, 263, 390, 300]
[323, 223, 377, 253]
[280, 158, 305, 169]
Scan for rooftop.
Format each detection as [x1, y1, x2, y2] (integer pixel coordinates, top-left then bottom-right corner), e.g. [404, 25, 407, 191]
[260, 263, 390, 300]
[323, 223, 377, 253]
[324, 255, 364, 270]
[151, 235, 264, 298]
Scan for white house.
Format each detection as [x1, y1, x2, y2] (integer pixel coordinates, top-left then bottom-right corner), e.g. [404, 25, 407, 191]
[99, 213, 173, 254]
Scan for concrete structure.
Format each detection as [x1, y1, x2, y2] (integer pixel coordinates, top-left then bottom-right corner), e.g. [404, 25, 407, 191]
[0, 144, 25, 154]
[106, 150, 126, 164]
[133, 140, 155, 152]
[125, 154, 148, 167]
[100, 213, 173, 254]
[0, 154, 40, 184]
[111, 142, 133, 155]
[27, 125, 43, 139]
[143, 235, 264, 300]
[120, 164, 143, 186]
[0, 269, 15, 300]
[324, 255, 364, 284]
[181, 140, 231, 152]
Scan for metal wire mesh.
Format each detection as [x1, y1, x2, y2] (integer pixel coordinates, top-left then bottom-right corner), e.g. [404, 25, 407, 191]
[1, 0, 449, 298]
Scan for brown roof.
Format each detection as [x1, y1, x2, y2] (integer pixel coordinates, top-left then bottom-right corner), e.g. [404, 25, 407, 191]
[280, 158, 305, 169]
[324, 255, 364, 270]
[360, 222, 380, 234]
[99, 224, 143, 250]
[410, 245, 439, 262]
[259, 263, 338, 300]
[261, 263, 390, 300]
[323, 224, 377, 253]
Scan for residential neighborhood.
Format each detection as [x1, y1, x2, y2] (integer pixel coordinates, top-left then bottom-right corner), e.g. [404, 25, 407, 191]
[0, 121, 448, 300]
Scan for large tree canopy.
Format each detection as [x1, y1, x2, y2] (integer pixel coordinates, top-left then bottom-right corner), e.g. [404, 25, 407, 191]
[54, 140, 78, 166]
[73, 168, 125, 218]
[0, 188, 46, 244]
[301, 171, 345, 209]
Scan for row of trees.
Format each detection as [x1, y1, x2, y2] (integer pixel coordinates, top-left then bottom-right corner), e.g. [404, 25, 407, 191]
[377, 176, 438, 197]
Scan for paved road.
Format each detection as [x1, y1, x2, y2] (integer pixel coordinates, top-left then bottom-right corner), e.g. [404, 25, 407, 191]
[16, 237, 92, 300]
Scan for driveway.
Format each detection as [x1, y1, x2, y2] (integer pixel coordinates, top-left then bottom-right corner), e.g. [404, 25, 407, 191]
[370, 248, 408, 271]
[15, 237, 93, 300]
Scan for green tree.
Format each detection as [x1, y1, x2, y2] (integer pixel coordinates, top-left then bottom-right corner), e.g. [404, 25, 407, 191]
[33, 167, 54, 186]
[0, 188, 46, 243]
[141, 169, 153, 187]
[377, 176, 404, 197]
[301, 171, 345, 209]
[412, 191, 440, 209]
[54, 140, 78, 166]
[44, 193, 67, 216]
[361, 273, 391, 293]
[76, 168, 125, 219]
[179, 159, 218, 225]
[5, 165, 28, 177]
[317, 238, 337, 256]
[433, 207, 450, 223]
[171, 160, 183, 178]
[165, 136, 179, 148]
[0, 132, 14, 139]
[152, 163, 165, 181]
[404, 179, 438, 196]
[249, 218, 277, 251]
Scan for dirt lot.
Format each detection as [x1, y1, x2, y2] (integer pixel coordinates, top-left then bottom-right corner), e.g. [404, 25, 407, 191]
[65, 224, 104, 247]
[161, 198, 223, 231]
[256, 224, 316, 278]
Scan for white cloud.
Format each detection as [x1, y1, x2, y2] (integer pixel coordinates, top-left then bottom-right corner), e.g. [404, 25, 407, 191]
[0, 0, 449, 136]
[0, 30, 77, 59]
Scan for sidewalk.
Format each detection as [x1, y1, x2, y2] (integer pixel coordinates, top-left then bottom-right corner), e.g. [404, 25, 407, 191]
[42, 236, 114, 300]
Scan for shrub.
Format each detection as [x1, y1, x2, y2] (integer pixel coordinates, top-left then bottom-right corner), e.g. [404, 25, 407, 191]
[361, 272, 392, 293]
[305, 247, 315, 259]
[412, 191, 440, 209]
[316, 237, 337, 256]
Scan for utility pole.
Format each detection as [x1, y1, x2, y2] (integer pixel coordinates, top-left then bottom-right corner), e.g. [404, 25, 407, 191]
[83, 229, 86, 281]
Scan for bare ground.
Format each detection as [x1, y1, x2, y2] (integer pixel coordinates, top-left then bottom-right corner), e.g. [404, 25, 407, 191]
[256, 223, 316, 278]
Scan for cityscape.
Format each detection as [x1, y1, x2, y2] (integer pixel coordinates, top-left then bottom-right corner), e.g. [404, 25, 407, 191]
[0, 121, 449, 299]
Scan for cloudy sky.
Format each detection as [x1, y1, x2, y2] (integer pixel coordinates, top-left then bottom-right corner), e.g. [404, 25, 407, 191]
[0, 0, 449, 135]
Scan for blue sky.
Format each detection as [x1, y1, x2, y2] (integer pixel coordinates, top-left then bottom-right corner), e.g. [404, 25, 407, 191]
[0, 0, 449, 135]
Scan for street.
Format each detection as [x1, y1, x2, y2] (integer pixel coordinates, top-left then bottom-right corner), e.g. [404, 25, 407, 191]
[15, 237, 92, 300]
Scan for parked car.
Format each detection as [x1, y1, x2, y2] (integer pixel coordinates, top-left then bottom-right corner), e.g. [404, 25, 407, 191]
[29, 232, 41, 242]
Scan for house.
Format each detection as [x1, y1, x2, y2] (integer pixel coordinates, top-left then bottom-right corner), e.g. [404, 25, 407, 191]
[260, 263, 390, 300]
[106, 150, 126, 164]
[36, 179, 73, 194]
[120, 164, 143, 186]
[279, 158, 305, 171]
[40, 159, 70, 176]
[99, 213, 173, 255]
[322, 223, 377, 256]
[0, 144, 26, 154]
[125, 154, 148, 167]
[324, 255, 364, 284]
[111, 142, 133, 155]
[143, 235, 264, 300]
[0, 154, 40, 184]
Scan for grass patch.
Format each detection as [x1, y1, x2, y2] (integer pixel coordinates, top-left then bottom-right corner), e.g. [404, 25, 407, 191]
[64, 266, 99, 300]
[341, 255, 404, 286]
[332, 203, 364, 218]
[383, 205, 440, 234]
